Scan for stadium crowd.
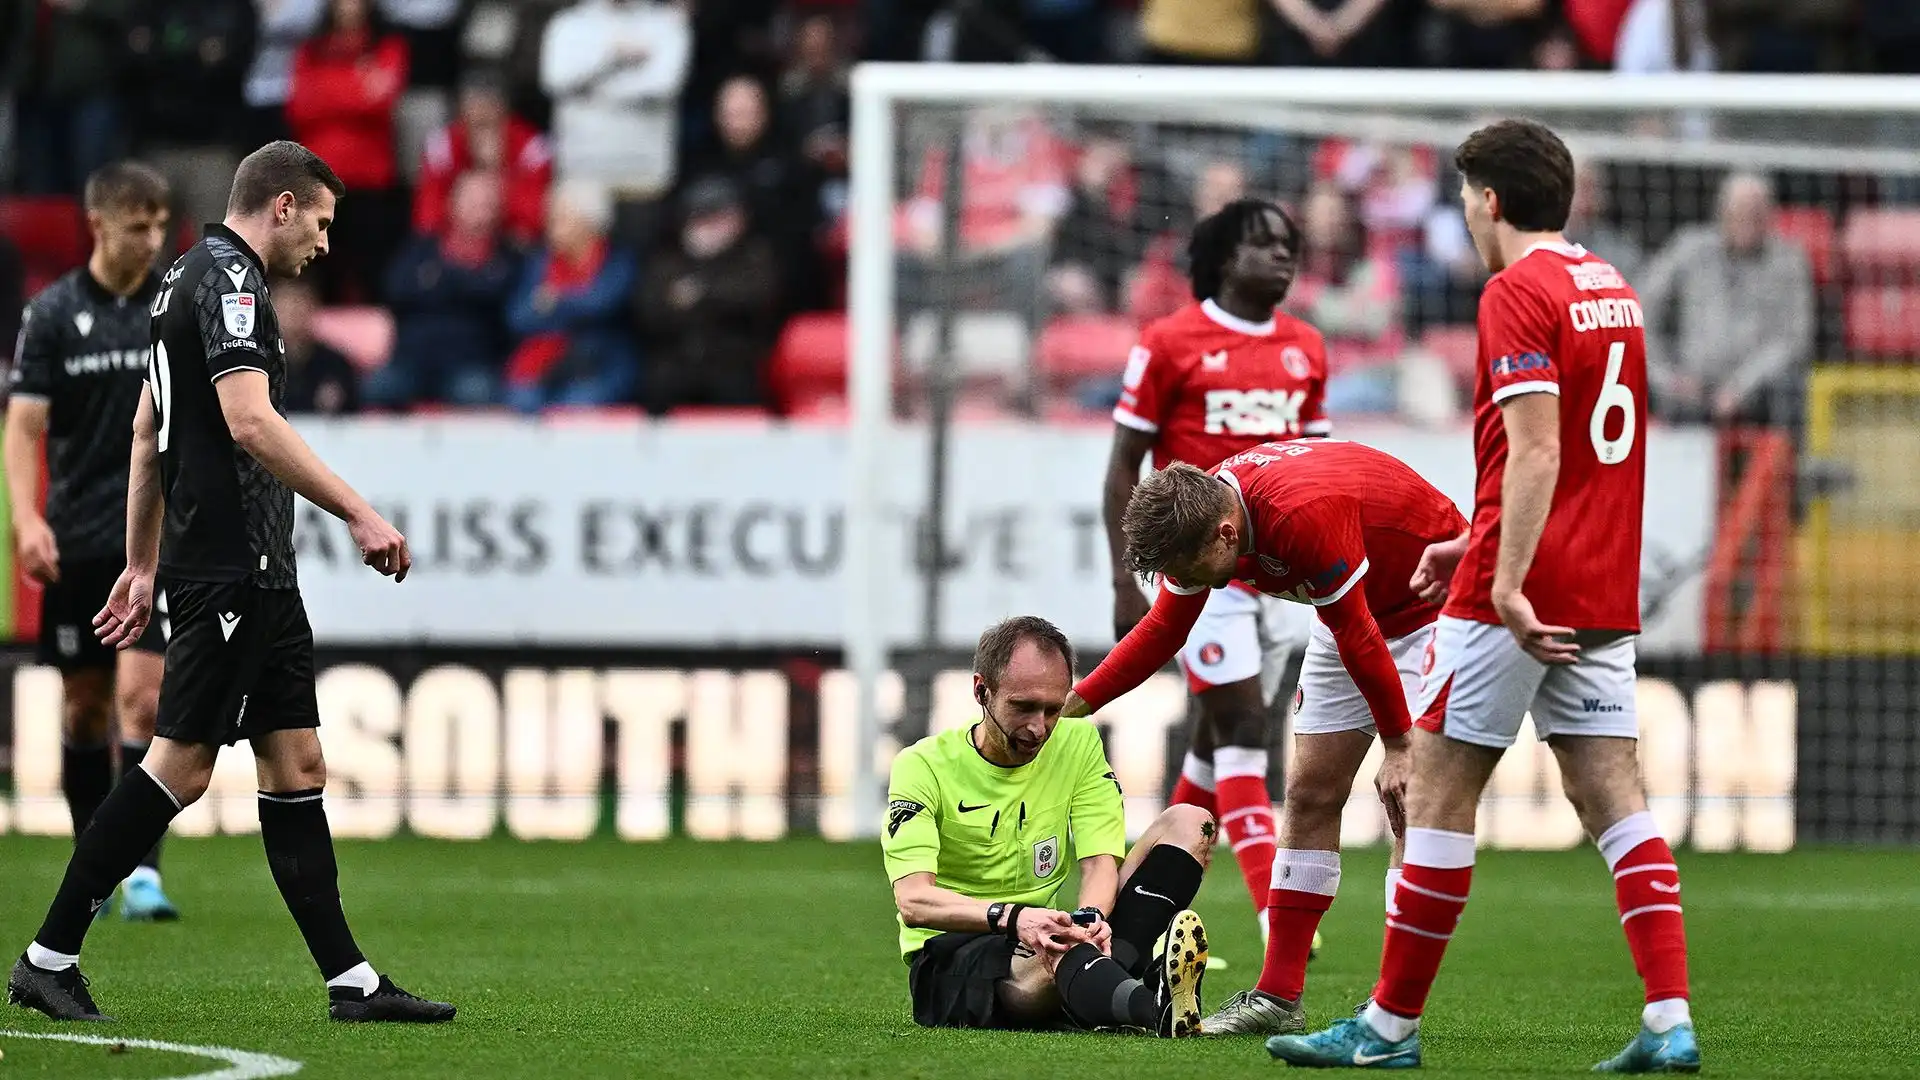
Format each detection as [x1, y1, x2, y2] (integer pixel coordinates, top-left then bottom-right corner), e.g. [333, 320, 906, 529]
[0, 0, 1911, 424]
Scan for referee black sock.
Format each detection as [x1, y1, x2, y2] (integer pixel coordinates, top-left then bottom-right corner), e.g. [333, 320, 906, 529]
[259, 789, 368, 981]
[119, 740, 164, 872]
[61, 741, 114, 839]
[1108, 844, 1206, 974]
[35, 767, 183, 955]
[1054, 943, 1158, 1030]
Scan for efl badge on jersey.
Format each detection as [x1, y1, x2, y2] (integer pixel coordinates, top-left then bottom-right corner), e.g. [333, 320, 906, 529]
[1033, 835, 1060, 879]
[1280, 344, 1310, 379]
[222, 292, 256, 338]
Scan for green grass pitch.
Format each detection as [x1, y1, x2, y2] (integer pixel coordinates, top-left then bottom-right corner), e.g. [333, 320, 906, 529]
[1, 836, 1915, 1078]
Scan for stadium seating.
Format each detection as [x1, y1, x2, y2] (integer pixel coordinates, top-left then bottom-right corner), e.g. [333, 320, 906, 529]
[902, 310, 1030, 393]
[310, 306, 396, 371]
[1035, 314, 1136, 392]
[1843, 285, 1920, 358]
[1773, 206, 1837, 285]
[0, 195, 86, 293]
[1840, 207, 1920, 281]
[769, 311, 848, 414]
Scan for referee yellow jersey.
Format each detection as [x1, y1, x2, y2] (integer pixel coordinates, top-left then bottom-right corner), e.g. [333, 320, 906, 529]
[881, 718, 1127, 959]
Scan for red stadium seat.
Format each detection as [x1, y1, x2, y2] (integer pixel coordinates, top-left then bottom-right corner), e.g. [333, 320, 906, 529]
[1036, 315, 1137, 390]
[310, 306, 395, 371]
[1844, 286, 1920, 358]
[769, 312, 847, 414]
[0, 196, 87, 285]
[1841, 208, 1920, 283]
[1419, 324, 1481, 383]
[1773, 206, 1836, 286]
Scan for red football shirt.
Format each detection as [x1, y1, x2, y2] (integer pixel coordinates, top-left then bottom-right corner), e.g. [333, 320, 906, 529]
[1446, 241, 1647, 632]
[1075, 440, 1465, 736]
[1114, 300, 1331, 470]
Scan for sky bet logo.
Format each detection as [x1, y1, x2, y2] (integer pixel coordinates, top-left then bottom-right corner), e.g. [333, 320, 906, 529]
[1309, 560, 1351, 592]
[1492, 351, 1551, 377]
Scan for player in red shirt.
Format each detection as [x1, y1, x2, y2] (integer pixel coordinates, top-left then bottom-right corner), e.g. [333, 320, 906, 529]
[1269, 120, 1698, 1072]
[1104, 199, 1329, 945]
[1070, 440, 1466, 1036]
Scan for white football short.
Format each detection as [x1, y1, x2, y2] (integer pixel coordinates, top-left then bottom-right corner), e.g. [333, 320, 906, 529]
[1170, 584, 1313, 705]
[1290, 619, 1435, 737]
[1414, 615, 1639, 748]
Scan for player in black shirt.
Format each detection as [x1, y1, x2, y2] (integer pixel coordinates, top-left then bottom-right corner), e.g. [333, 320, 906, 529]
[7, 141, 454, 1025]
[3, 162, 180, 922]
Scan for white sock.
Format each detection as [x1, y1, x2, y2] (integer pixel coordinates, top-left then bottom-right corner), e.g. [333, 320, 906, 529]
[326, 961, 380, 995]
[125, 866, 160, 889]
[1363, 1000, 1420, 1042]
[1643, 998, 1691, 1034]
[1385, 867, 1403, 916]
[26, 942, 78, 972]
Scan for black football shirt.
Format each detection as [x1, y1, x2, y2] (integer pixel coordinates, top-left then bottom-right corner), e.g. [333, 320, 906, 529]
[149, 224, 297, 590]
[7, 267, 160, 562]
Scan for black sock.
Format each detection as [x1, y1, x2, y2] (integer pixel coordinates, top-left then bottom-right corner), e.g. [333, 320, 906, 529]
[1109, 844, 1206, 975]
[35, 767, 183, 954]
[60, 741, 114, 838]
[259, 789, 367, 981]
[118, 741, 165, 872]
[1054, 943, 1157, 1029]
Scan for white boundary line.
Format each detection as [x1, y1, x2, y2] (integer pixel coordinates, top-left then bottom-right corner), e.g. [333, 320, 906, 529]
[0, 1030, 303, 1079]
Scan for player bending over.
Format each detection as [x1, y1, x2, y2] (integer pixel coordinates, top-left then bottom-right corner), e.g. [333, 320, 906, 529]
[885, 616, 1214, 1036]
[1268, 119, 1698, 1072]
[5, 162, 179, 920]
[1066, 440, 1466, 1037]
[1105, 199, 1328, 942]
[8, 141, 453, 1025]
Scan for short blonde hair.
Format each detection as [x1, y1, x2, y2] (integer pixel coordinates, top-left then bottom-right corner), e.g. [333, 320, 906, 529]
[1123, 463, 1233, 578]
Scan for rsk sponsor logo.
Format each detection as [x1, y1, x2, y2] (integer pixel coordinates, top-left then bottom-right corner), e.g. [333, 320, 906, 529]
[1204, 388, 1306, 436]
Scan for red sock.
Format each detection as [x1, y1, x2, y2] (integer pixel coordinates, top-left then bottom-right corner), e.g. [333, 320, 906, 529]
[1373, 862, 1472, 1018]
[1613, 837, 1690, 1003]
[1256, 850, 1339, 1001]
[1214, 774, 1276, 914]
[1169, 775, 1216, 817]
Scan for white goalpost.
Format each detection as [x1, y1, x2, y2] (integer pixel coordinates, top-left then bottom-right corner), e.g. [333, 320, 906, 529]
[839, 63, 1920, 841]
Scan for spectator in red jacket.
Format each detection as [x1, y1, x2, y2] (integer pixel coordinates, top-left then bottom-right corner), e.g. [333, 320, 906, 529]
[287, 0, 410, 302]
[414, 68, 552, 248]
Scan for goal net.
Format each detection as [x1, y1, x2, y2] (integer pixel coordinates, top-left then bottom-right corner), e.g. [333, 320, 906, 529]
[835, 66, 1920, 847]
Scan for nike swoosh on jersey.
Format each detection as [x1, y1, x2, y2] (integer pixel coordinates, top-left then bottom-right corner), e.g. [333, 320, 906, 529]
[958, 801, 988, 813]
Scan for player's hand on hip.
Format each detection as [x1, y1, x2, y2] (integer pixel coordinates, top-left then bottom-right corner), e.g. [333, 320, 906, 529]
[1409, 533, 1468, 605]
[1016, 908, 1084, 956]
[14, 517, 60, 584]
[349, 512, 412, 582]
[93, 567, 154, 650]
[1112, 580, 1150, 643]
[1492, 589, 1579, 665]
[1374, 736, 1411, 838]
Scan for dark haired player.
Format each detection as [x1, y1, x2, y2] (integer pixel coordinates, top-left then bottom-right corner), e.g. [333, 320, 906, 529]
[885, 616, 1215, 1036]
[5, 161, 179, 921]
[1105, 198, 1327, 950]
[1270, 119, 1698, 1072]
[8, 141, 454, 1025]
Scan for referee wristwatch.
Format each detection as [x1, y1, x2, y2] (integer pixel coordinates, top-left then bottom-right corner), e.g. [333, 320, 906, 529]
[986, 902, 1009, 934]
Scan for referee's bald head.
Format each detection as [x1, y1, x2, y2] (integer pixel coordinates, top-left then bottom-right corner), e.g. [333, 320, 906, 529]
[228, 141, 346, 217]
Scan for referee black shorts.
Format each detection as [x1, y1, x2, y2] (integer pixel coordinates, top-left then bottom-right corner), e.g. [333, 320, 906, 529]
[154, 578, 319, 746]
[907, 932, 1044, 1030]
[36, 558, 165, 672]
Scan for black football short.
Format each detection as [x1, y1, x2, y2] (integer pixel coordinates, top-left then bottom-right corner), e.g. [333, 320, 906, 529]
[36, 559, 165, 671]
[154, 579, 319, 746]
[907, 932, 1046, 1030]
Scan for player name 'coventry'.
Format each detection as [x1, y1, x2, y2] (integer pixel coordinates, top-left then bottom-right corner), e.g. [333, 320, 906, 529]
[62, 348, 148, 377]
[1567, 296, 1644, 333]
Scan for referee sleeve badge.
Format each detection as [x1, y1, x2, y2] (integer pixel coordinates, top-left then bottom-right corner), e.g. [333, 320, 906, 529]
[886, 799, 926, 838]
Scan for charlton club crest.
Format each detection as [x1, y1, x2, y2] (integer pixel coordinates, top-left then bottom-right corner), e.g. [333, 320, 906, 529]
[1280, 344, 1311, 379]
[1258, 555, 1290, 577]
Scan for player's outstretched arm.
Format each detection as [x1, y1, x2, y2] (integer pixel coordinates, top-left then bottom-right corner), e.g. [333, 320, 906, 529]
[2, 396, 58, 583]
[1493, 392, 1577, 663]
[1065, 583, 1209, 716]
[213, 370, 411, 581]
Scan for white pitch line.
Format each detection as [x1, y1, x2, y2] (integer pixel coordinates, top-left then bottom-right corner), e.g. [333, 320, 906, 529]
[0, 1029, 303, 1079]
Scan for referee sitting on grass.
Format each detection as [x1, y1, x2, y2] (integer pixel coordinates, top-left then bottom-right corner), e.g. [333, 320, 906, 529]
[884, 615, 1216, 1036]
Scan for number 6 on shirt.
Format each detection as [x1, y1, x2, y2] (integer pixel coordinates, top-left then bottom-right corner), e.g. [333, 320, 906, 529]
[1590, 340, 1635, 465]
